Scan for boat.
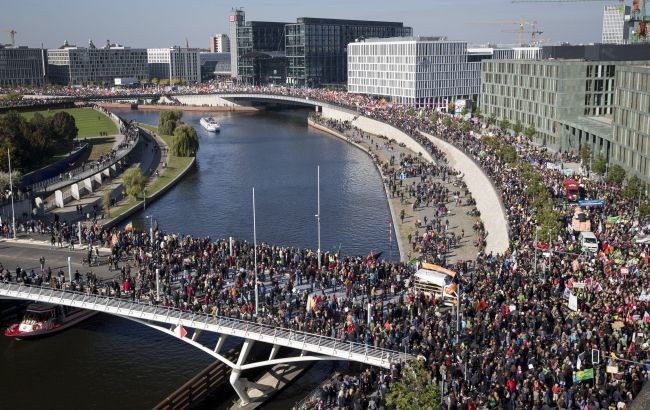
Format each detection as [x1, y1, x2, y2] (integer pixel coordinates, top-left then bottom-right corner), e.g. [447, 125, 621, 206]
[200, 117, 221, 132]
[4, 302, 98, 340]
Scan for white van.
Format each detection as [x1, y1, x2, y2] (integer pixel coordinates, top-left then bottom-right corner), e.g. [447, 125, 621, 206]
[413, 268, 458, 306]
[579, 231, 599, 253]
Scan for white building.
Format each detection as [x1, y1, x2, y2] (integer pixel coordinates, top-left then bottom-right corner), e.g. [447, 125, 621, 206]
[492, 46, 542, 60]
[0, 45, 46, 86]
[602, 4, 631, 44]
[348, 37, 484, 107]
[47, 40, 148, 86]
[147, 47, 201, 84]
[210, 34, 230, 53]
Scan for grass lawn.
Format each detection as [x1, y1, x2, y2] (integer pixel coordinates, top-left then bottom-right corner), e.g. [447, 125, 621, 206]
[85, 136, 117, 161]
[109, 124, 193, 217]
[21, 107, 118, 138]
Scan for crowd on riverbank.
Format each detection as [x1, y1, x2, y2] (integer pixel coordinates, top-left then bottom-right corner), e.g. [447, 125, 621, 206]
[2, 84, 649, 409]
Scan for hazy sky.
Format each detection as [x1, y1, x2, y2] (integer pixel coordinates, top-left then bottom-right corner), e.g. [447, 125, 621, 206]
[4, 0, 608, 49]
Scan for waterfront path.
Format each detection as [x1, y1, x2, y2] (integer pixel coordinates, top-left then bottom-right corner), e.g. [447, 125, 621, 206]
[310, 117, 481, 264]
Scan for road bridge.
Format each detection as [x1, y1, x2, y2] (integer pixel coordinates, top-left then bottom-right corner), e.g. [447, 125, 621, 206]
[0, 281, 410, 405]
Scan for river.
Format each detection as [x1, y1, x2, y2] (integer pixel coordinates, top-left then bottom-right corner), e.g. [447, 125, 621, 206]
[0, 108, 396, 408]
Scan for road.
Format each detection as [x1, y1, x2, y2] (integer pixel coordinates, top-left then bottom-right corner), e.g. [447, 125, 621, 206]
[0, 239, 116, 281]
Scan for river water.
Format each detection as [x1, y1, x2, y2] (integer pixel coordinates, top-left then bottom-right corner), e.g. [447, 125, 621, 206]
[0, 108, 396, 408]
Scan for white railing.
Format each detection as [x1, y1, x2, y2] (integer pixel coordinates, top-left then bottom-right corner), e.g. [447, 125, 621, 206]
[0, 282, 410, 368]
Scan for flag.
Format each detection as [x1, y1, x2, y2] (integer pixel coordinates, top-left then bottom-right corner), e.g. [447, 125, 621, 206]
[573, 368, 594, 382]
[174, 324, 187, 339]
[124, 221, 133, 232]
[406, 255, 418, 267]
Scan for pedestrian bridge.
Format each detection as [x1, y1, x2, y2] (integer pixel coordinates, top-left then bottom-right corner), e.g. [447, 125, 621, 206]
[0, 282, 410, 405]
[215, 92, 351, 112]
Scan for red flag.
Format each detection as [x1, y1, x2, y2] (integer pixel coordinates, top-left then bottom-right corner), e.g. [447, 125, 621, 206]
[174, 324, 187, 339]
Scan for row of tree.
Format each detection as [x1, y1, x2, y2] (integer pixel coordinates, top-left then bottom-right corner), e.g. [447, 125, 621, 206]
[157, 110, 200, 157]
[0, 110, 78, 175]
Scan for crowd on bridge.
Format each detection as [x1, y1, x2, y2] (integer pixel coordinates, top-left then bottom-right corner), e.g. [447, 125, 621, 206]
[1, 84, 649, 409]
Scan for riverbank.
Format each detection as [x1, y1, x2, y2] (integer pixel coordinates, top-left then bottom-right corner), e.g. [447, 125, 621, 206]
[99, 124, 196, 229]
[97, 102, 260, 112]
[309, 117, 481, 264]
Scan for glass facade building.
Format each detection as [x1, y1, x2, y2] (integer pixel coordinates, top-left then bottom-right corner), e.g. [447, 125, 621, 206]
[602, 5, 631, 44]
[0, 46, 46, 87]
[285, 18, 412, 87]
[236, 21, 288, 84]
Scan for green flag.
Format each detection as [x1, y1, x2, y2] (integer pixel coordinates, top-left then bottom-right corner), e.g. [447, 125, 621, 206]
[405, 256, 418, 267]
[573, 368, 594, 382]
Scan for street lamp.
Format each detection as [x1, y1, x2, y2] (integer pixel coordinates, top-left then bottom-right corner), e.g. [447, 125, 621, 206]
[316, 165, 321, 271]
[146, 215, 157, 301]
[252, 188, 258, 316]
[7, 148, 16, 239]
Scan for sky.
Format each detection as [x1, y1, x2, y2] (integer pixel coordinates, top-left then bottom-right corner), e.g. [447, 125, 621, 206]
[3, 0, 610, 49]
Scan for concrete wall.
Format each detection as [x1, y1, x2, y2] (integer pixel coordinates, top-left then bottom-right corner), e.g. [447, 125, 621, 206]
[320, 107, 435, 163]
[174, 95, 240, 107]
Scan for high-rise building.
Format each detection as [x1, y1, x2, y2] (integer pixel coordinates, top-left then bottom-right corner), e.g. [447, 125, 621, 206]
[602, 4, 631, 44]
[229, 8, 245, 78]
[348, 37, 481, 107]
[285, 18, 412, 87]
[0, 45, 46, 87]
[237, 21, 289, 84]
[200, 52, 231, 81]
[47, 39, 148, 86]
[210, 34, 230, 53]
[147, 47, 201, 84]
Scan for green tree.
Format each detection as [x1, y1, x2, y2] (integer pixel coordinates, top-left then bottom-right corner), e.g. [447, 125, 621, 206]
[158, 110, 182, 136]
[623, 175, 645, 200]
[487, 113, 497, 126]
[51, 111, 78, 145]
[460, 106, 469, 116]
[461, 121, 472, 133]
[580, 144, 592, 165]
[524, 125, 536, 140]
[592, 153, 607, 175]
[536, 200, 562, 240]
[442, 116, 453, 127]
[499, 118, 511, 133]
[151, 78, 159, 86]
[606, 164, 626, 185]
[430, 113, 439, 123]
[386, 360, 439, 410]
[640, 201, 650, 218]
[0, 170, 22, 191]
[122, 166, 146, 200]
[171, 124, 200, 157]
[472, 106, 483, 121]
[159, 78, 170, 86]
[513, 120, 523, 135]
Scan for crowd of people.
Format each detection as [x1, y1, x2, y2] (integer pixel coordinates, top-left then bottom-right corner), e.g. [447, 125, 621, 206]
[1, 84, 649, 409]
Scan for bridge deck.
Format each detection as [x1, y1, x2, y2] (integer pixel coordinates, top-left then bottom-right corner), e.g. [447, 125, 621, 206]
[0, 282, 410, 368]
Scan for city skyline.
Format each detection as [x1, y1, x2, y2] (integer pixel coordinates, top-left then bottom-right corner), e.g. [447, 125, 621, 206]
[4, 0, 609, 49]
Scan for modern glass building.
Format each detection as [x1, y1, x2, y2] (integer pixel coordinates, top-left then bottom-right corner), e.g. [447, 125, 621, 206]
[285, 18, 412, 87]
[229, 8, 245, 78]
[147, 47, 201, 84]
[236, 21, 289, 84]
[0, 45, 46, 87]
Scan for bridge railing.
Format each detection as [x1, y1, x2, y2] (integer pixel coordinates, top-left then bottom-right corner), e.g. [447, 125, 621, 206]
[0, 282, 410, 365]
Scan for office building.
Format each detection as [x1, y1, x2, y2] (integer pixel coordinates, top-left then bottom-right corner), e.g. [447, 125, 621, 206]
[210, 34, 230, 53]
[47, 40, 148, 86]
[229, 8, 245, 78]
[602, 4, 631, 44]
[0, 45, 46, 87]
[611, 65, 650, 178]
[481, 43, 650, 181]
[348, 37, 481, 107]
[236, 21, 289, 84]
[200, 52, 231, 81]
[147, 47, 201, 84]
[286, 18, 412, 87]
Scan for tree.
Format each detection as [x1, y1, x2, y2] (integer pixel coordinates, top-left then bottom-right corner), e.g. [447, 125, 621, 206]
[592, 153, 607, 175]
[579, 144, 592, 165]
[159, 78, 170, 86]
[461, 121, 472, 133]
[499, 118, 510, 133]
[460, 106, 469, 116]
[442, 117, 452, 127]
[51, 111, 78, 146]
[430, 113, 439, 123]
[606, 164, 626, 185]
[524, 125, 536, 140]
[151, 78, 159, 86]
[122, 166, 145, 200]
[0, 170, 22, 191]
[158, 110, 182, 136]
[386, 360, 439, 410]
[623, 175, 645, 200]
[513, 120, 523, 135]
[171, 124, 200, 157]
[487, 113, 497, 126]
[640, 201, 650, 219]
[472, 106, 483, 121]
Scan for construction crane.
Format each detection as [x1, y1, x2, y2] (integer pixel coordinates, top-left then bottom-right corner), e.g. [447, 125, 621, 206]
[2, 28, 17, 46]
[502, 26, 545, 46]
[471, 18, 540, 46]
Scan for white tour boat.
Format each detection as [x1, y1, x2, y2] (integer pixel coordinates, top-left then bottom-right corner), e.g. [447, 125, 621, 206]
[200, 117, 221, 132]
[4, 302, 98, 340]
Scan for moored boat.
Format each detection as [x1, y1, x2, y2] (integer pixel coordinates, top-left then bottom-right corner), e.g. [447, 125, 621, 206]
[4, 302, 97, 340]
[199, 117, 221, 132]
